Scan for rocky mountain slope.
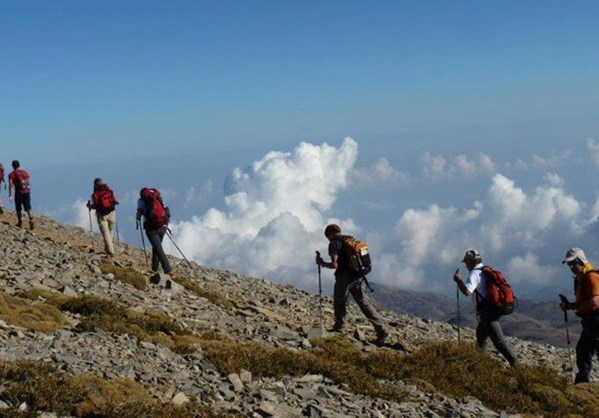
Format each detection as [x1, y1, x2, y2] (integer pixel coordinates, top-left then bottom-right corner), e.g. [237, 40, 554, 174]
[0, 209, 590, 417]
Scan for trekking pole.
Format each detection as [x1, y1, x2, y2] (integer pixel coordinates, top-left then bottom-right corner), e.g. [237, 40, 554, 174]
[316, 251, 323, 327]
[166, 228, 198, 274]
[137, 220, 149, 268]
[558, 294, 575, 375]
[455, 268, 461, 344]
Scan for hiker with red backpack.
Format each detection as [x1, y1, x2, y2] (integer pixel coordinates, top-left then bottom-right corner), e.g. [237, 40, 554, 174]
[8, 160, 34, 230]
[136, 187, 172, 275]
[86, 178, 119, 257]
[453, 249, 517, 366]
[560, 247, 599, 384]
[316, 224, 388, 345]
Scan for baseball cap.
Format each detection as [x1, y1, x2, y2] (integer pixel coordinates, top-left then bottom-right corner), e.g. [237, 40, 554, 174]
[462, 249, 481, 263]
[562, 247, 588, 264]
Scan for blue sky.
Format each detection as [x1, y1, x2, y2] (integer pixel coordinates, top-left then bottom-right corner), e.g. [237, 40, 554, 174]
[1, 1, 599, 298]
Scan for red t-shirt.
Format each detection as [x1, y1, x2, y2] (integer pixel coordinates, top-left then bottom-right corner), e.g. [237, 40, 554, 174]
[8, 169, 30, 194]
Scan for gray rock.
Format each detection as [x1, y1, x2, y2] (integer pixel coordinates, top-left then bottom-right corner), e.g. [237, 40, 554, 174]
[240, 370, 253, 385]
[88, 264, 102, 274]
[60, 285, 78, 297]
[228, 373, 244, 393]
[172, 392, 190, 406]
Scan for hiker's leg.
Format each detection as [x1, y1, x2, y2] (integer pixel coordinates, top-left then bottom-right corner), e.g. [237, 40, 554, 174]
[105, 211, 116, 255]
[15, 194, 23, 227]
[575, 332, 593, 383]
[156, 227, 171, 273]
[576, 315, 599, 383]
[333, 274, 351, 329]
[21, 194, 33, 229]
[147, 227, 171, 274]
[350, 280, 385, 332]
[97, 213, 115, 256]
[486, 317, 517, 366]
[476, 317, 489, 350]
[146, 228, 161, 272]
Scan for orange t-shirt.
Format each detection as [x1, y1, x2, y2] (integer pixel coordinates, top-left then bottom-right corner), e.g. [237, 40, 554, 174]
[575, 270, 599, 315]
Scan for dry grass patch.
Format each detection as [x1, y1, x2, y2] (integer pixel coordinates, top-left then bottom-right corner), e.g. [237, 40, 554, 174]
[99, 261, 147, 290]
[198, 333, 406, 402]
[172, 276, 234, 310]
[0, 290, 66, 333]
[372, 341, 599, 418]
[59, 295, 194, 349]
[19, 292, 196, 352]
[0, 360, 235, 417]
[197, 334, 599, 418]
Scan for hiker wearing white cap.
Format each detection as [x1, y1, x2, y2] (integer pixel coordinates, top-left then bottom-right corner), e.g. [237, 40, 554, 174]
[560, 247, 599, 383]
[453, 249, 517, 366]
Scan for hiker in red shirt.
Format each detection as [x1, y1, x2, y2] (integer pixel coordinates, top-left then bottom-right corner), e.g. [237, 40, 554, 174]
[86, 178, 119, 257]
[8, 160, 34, 230]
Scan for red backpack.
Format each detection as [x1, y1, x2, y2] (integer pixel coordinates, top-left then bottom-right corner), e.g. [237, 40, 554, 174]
[13, 169, 30, 194]
[476, 266, 516, 315]
[141, 188, 170, 228]
[92, 186, 117, 213]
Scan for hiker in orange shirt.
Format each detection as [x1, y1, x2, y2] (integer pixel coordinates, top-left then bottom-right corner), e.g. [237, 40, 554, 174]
[560, 247, 599, 383]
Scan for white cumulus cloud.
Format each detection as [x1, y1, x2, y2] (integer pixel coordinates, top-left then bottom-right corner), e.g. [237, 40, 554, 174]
[71, 198, 96, 232]
[587, 138, 599, 168]
[167, 138, 359, 287]
[353, 158, 409, 185]
[421, 152, 448, 180]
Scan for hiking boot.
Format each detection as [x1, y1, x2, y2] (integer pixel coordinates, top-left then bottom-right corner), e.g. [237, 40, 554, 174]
[0, 206, 3, 215]
[16, 221, 22, 229]
[374, 329, 388, 346]
[29, 219, 34, 230]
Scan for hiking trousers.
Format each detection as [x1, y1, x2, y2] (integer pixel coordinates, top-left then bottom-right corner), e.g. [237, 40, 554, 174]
[145, 226, 172, 274]
[575, 311, 599, 383]
[476, 308, 517, 366]
[96, 210, 116, 256]
[333, 272, 385, 334]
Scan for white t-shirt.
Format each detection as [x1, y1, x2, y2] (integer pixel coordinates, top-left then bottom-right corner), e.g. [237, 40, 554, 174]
[464, 263, 486, 308]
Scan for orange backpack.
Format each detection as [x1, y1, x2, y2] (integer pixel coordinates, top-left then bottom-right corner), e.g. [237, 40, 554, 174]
[338, 235, 372, 278]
